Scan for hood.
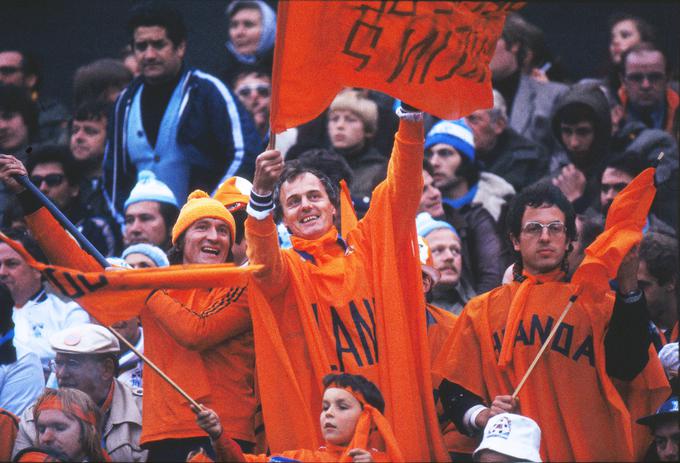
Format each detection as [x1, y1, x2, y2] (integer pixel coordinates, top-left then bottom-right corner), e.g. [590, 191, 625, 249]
[225, 0, 277, 64]
[551, 83, 612, 166]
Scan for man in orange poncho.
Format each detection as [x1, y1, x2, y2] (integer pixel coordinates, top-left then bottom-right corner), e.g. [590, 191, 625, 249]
[244, 105, 446, 461]
[434, 182, 669, 461]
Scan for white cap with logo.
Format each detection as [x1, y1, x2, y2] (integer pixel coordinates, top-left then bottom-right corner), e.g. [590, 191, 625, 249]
[50, 324, 120, 355]
[473, 413, 542, 462]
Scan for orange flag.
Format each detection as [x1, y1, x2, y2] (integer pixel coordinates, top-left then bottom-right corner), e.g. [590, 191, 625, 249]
[270, 1, 523, 132]
[0, 232, 259, 326]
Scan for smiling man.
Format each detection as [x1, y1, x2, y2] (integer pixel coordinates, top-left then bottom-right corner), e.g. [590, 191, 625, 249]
[103, 1, 260, 218]
[244, 106, 445, 459]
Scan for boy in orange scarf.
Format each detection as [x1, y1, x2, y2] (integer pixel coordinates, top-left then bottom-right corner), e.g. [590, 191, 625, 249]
[434, 182, 668, 461]
[243, 106, 446, 460]
[193, 373, 403, 462]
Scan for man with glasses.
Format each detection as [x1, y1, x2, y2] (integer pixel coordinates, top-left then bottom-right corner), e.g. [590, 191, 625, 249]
[103, 1, 260, 218]
[12, 324, 146, 462]
[436, 183, 654, 460]
[619, 43, 678, 135]
[0, 229, 89, 378]
[232, 68, 271, 140]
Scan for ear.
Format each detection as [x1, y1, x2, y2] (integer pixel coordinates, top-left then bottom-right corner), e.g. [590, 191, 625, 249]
[511, 234, 521, 252]
[664, 277, 676, 293]
[176, 41, 187, 59]
[101, 357, 116, 381]
[69, 183, 80, 198]
[494, 117, 507, 134]
[24, 73, 38, 91]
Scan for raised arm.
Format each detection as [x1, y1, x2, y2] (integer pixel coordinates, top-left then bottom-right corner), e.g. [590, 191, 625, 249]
[244, 149, 290, 298]
[145, 287, 251, 351]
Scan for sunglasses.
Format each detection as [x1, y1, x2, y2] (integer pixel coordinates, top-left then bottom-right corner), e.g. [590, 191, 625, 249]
[0, 66, 22, 76]
[625, 72, 665, 85]
[235, 83, 271, 98]
[600, 182, 628, 194]
[30, 173, 66, 187]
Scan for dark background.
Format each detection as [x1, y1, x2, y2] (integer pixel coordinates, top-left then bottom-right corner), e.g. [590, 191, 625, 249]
[1, 1, 679, 107]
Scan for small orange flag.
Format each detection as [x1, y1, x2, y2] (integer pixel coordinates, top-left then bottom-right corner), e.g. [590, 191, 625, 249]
[270, 1, 523, 133]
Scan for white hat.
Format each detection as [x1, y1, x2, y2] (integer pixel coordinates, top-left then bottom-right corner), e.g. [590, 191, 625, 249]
[124, 170, 179, 210]
[658, 342, 678, 379]
[50, 324, 120, 355]
[473, 413, 542, 462]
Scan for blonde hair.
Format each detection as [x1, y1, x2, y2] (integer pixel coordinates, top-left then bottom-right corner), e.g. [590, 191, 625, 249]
[329, 89, 379, 137]
[33, 388, 106, 462]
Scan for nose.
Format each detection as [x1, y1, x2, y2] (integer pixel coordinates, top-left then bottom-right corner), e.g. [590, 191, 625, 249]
[0, 264, 8, 277]
[538, 227, 551, 241]
[126, 218, 142, 234]
[41, 427, 55, 443]
[38, 180, 50, 194]
[206, 226, 219, 240]
[142, 46, 158, 61]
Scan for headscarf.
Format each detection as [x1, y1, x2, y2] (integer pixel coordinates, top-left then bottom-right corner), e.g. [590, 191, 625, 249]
[225, 0, 277, 64]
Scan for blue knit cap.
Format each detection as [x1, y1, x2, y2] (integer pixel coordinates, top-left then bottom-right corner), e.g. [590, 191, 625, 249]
[124, 170, 179, 210]
[122, 243, 170, 268]
[416, 212, 459, 239]
[425, 119, 475, 161]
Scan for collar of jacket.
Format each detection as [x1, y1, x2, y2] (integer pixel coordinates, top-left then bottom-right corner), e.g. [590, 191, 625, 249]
[290, 226, 348, 265]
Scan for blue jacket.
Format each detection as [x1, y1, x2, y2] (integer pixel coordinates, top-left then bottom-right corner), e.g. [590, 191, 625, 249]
[103, 66, 261, 219]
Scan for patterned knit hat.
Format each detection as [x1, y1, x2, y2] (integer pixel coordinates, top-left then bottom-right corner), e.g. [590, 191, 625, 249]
[171, 190, 235, 244]
[124, 170, 179, 210]
[425, 119, 475, 161]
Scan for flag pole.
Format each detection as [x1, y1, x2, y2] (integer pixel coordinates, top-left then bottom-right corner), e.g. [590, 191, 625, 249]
[512, 293, 579, 399]
[12, 159, 202, 409]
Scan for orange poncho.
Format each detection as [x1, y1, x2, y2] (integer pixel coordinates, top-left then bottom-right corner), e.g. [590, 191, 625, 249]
[433, 167, 669, 461]
[245, 119, 447, 461]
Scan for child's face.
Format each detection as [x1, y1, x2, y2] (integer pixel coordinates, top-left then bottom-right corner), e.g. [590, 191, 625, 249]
[320, 387, 363, 446]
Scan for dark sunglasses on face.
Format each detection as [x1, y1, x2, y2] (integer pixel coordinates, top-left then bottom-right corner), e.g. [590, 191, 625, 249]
[625, 72, 665, 84]
[30, 173, 66, 187]
[235, 84, 271, 98]
[0, 66, 22, 76]
[600, 182, 628, 194]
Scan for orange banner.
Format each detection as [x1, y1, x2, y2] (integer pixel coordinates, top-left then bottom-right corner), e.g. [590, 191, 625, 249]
[270, 1, 522, 132]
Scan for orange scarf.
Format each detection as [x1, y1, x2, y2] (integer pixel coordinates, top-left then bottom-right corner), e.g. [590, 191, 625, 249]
[35, 396, 97, 428]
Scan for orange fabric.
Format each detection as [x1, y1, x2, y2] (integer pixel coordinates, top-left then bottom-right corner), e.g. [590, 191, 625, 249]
[35, 396, 97, 427]
[270, 2, 522, 132]
[618, 85, 680, 134]
[213, 177, 250, 212]
[339, 179, 358, 237]
[0, 408, 18, 462]
[172, 190, 236, 244]
[433, 166, 669, 461]
[246, 120, 448, 461]
[14, 208, 258, 444]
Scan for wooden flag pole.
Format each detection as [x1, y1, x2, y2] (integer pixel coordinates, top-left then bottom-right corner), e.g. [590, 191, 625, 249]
[13, 153, 201, 409]
[512, 293, 579, 399]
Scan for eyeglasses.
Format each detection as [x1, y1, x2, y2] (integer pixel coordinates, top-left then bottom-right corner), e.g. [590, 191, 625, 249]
[235, 83, 271, 98]
[0, 66, 22, 76]
[625, 72, 665, 85]
[601, 182, 628, 194]
[49, 358, 83, 372]
[521, 221, 567, 237]
[30, 174, 66, 188]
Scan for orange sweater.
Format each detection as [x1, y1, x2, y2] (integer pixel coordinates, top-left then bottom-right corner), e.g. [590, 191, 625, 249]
[245, 119, 447, 461]
[24, 209, 255, 444]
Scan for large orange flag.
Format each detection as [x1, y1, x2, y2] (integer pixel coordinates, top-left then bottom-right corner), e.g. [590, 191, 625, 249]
[270, 1, 522, 132]
[0, 232, 258, 326]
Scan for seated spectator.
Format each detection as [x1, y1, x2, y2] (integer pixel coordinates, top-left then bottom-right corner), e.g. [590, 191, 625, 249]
[0, 229, 89, 376]
[70, 100, 123, 241]
[0, 85, 38, 221]
[12, 324, 146, 462]
[489, 13, 567, 151]
[327, 89, 386, 202]
[193, 373, 403, 462]
[636, 396, 679, 462]
[419, 160, 507, 294]
[638, 232, 678, 351]
[598, 155, 675, 236]
[72, 58, 132, 107]
[549, 83, 613, 214]
[0, 49, 69, 145]
[24, 145, 119, 256]
[15, 387, 107, 462]
[618, 43, 678, 135]
[465, 89, 548, 192]
[222, 0, 276, 85]
[0, 283, 44, 416]
[416, 212, 476, 315]
[122, 170, 179, 250]
[473, 413, 542, 462]
[232, 67, 271, 140]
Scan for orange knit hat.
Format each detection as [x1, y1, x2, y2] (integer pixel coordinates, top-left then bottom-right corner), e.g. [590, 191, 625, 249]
[171, 190, 236, 244]
[213, 176, 252, 212]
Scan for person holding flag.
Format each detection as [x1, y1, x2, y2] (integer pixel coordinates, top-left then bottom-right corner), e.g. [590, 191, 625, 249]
[434, 179, 670, 461]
